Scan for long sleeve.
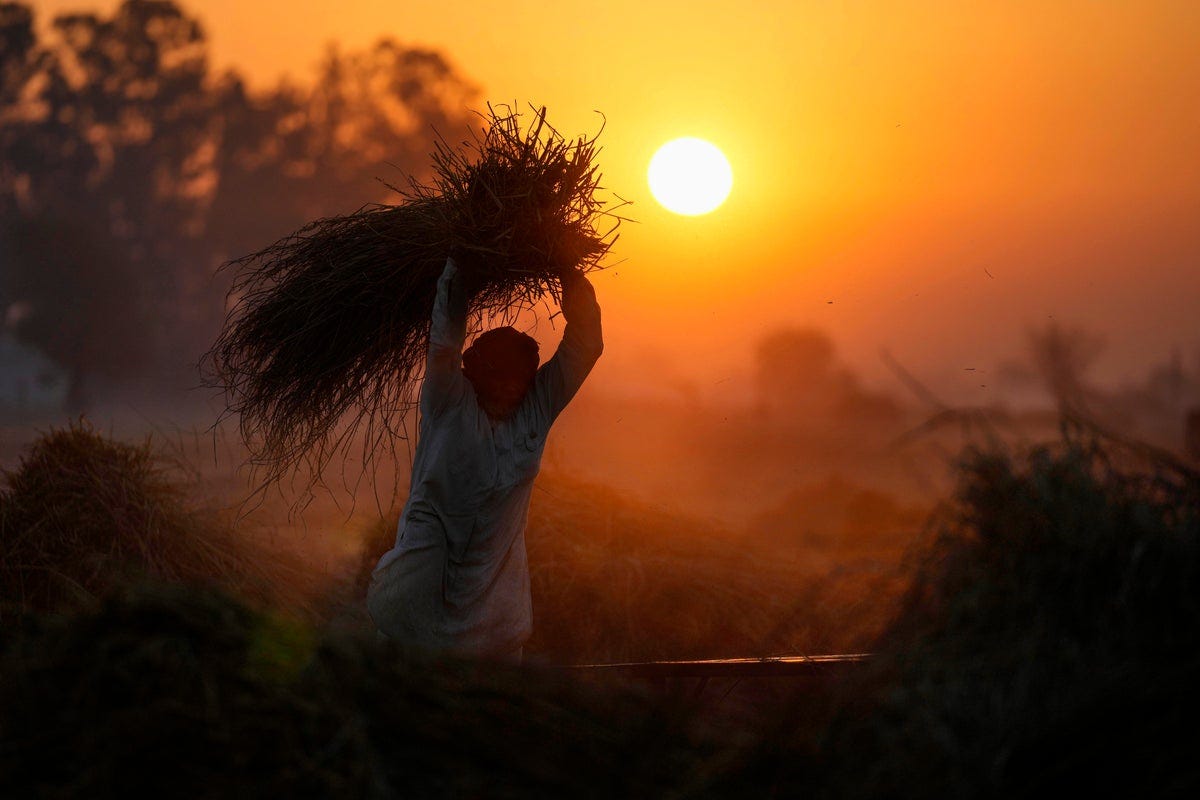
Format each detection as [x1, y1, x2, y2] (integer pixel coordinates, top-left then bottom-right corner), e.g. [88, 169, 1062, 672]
[420, 257, 469, 417]
[531, 274, 603, 422]
[370, 268, 598, 658]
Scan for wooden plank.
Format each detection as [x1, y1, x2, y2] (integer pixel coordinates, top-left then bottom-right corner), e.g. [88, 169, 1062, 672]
[559, 653, 872, 679]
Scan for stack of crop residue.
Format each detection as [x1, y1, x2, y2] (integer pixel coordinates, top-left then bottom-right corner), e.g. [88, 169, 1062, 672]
[204, 105, 623, 486]
[0, 421, 318, 615]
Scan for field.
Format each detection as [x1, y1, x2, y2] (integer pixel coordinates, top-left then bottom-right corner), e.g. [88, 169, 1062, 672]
[2, 405, 1197, 796]
[2, 0, 1197, 794]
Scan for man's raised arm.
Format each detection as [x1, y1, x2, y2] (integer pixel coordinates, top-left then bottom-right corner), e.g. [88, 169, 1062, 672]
[532, 270, 604, 422]
[420, 257, 469, 416]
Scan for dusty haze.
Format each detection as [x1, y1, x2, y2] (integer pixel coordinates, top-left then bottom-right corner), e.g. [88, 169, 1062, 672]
[28, 0, 1200, 404]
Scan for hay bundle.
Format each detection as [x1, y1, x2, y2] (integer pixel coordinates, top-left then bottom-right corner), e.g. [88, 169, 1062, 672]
[204, 105, 623, 485]
[0, 421, 319, 615]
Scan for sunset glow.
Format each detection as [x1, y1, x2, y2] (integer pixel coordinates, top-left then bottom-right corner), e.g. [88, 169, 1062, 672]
[647, 138, 733, 216]
[24, 0, 1200, 394]
[4, 4, 1198, 779]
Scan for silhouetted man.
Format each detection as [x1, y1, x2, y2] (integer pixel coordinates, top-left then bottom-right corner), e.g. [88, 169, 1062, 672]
[367, 257, 603, 661]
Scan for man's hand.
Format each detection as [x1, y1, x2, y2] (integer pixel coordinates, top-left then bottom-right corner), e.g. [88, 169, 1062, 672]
[559, 270, 598, 323]
[448, 254, 486, 299]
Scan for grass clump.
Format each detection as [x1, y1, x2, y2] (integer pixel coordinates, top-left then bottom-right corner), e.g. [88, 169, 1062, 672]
[357, 471, 900, 664]
[0, 584, 723, 798]
[204, 105, 623, 489]
[5, 426, 1199, 795]
[0, 420, 320, 618]
[525, 472, 853, 663]
[810, 433, 1200, 798]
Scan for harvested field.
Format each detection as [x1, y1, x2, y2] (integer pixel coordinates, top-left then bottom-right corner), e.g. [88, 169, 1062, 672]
[0, 420, 329, 620]
[1, 429, 1196, 796]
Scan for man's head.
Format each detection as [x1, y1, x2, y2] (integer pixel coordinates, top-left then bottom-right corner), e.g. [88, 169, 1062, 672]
[462, 327, 540, 419]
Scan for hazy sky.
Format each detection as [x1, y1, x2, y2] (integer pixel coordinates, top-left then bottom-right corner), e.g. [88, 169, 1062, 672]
[32, 1, 1200, 401]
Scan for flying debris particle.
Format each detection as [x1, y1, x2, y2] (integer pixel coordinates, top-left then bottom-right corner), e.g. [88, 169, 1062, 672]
[984, 266, 995, 279]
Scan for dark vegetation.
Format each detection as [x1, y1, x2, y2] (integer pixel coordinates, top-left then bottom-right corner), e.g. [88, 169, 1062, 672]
[0, 585, 717, 798]
[809, 429, 1200, 797]
[0, 582, 724, 800]
[0, 0, 475, 403]
[1, 420, 1197, 796]
[3, 1, 1199, 795]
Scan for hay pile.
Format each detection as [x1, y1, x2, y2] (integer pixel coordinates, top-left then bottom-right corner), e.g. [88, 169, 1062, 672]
[813, 434, 1200, 797]
[0, 421, 320, 616]
[524, 473, 904, 662]
[204, 105, 623, 486]
[356, 471, 902, 663]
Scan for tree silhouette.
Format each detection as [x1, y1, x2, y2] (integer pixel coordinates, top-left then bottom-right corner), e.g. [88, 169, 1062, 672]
[1025, 321, 1105, 415]
[206, 39, 477, 265]
[753, 327, 837, 416]
[753, 326, 900, 427]
[0, 215, 148, 408]
[0, 0, 476, 402]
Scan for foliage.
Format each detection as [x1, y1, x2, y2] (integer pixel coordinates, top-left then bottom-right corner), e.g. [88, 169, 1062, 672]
[999, 320, 1108, 415]
[0, 0, 476, 396]
[0, 584, 721, 798]
[809, 432, 1200, 797]
[0, 215, 150, 407]
[3, 424, 1200, 794]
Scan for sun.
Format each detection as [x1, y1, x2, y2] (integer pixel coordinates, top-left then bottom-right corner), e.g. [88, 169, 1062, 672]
[647, 138, 733, 216]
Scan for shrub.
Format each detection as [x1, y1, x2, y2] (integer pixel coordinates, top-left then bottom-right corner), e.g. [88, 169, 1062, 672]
[815, 435, 1200, 797]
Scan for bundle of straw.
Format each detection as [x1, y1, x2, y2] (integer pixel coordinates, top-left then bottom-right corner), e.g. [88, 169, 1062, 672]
[0, 421, 321, 614]
[204, 105, 622, 486]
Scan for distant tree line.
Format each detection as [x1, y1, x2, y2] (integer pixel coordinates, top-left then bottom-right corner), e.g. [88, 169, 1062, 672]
[0, 0, 476, 406]
[753, 326, 901, 427]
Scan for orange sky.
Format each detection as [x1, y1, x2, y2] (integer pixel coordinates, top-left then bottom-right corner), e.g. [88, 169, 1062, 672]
[35, 0, 1200, 402]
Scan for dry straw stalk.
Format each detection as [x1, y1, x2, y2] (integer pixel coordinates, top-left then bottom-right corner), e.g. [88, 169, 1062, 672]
[203, 105, 624, 491]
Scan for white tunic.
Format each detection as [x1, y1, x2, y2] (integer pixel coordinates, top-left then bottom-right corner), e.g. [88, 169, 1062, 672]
[367, 258, 602, 656]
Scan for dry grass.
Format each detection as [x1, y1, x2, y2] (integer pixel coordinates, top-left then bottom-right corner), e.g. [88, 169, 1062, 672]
[4, 424, 1196, 795]
[356, 470, 912, 663]
[0, 420, 327, 619]
[203, 105, 624, 492]
[0, 586, 718, 798]
[809, 432, 1200, 797]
